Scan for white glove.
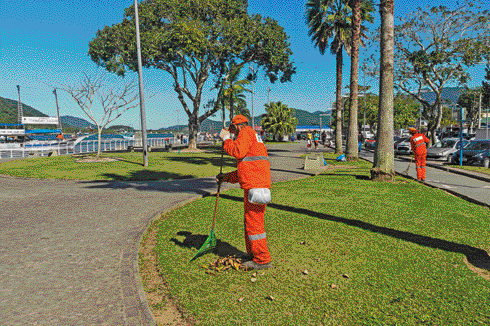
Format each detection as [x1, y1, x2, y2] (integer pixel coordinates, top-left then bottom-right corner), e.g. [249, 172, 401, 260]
[219, 128, 231, 141]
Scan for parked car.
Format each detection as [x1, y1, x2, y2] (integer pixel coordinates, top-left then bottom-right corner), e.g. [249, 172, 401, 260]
[451, 140, 490, 167]
[426, 138, 470, 162]
[396, 138, 412, 155]
[364, 139, 376, 149]
[394, 137, 409, 151]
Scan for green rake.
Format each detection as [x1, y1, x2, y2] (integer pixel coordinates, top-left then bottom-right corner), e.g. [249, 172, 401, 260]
[190, 144, 225, 262]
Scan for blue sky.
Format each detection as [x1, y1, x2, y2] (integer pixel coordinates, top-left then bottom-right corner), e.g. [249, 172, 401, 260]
[0, 0, 488, 130]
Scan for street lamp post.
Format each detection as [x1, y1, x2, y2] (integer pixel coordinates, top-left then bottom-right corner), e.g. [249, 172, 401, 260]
[134, 0, 149, 167]
[16, 85, 23, 124]
[53, 88, 62, 132]
[459, 105, 463, 166]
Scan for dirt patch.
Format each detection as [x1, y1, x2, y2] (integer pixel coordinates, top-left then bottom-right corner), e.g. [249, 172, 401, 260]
[170, 148, 205, 153]
[463, 249, 490, 281]
[74, 156, 121, 163]
[139, 220, 194, 326]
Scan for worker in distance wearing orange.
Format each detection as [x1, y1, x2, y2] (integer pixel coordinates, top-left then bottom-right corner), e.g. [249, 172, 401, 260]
[409, 127, 430, 181]
[217, 115, 272, 270]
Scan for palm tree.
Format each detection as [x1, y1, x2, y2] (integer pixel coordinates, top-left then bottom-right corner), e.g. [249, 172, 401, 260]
[261, 101, 298, 141]
[371, 0, 395, 181]
[222, 64, 251, 122]
[306, 0, 352, 154]
[346, 0, 375, 161]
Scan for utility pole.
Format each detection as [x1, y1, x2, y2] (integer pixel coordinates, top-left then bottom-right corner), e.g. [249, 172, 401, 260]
[478, 92, 482, 129]
[134, 0, 149, 167]
[267, 86, 271, 107]
[319, 113, 329, 132]
[16, 85, 23, 124]
[53, 88, 62, 132]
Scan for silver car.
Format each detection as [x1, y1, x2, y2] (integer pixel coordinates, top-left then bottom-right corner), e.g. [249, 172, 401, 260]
[395, 138, 412, 155]
[427, 138, 470, 162]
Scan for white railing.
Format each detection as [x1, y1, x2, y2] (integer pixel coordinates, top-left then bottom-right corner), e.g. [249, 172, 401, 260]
[0, 137, 190, 160]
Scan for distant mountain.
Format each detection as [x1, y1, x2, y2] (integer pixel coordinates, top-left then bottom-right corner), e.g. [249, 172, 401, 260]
[160, 108, 332, 132]
[60, 115, 96, 129]
[294, 108, 332, 127]
[106, 124, 135, 132]
[419, 87, 464, 106]
[0, 96, 48, 124]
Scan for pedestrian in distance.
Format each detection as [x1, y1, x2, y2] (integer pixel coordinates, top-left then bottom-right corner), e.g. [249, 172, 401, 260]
[321, 131, 326, 146]
[217, 115, 273, 270]
[313, 131, 319, 150]
[409, 127, 430, 181]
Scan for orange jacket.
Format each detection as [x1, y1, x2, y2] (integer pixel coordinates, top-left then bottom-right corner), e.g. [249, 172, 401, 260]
[410, 132, 429, 155]
[224, 126, 271, 189]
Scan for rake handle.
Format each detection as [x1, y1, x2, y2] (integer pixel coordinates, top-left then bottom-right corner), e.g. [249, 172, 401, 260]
[212, 143, 225, 231]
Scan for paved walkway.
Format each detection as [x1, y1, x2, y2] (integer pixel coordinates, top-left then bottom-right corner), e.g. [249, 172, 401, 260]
[1, 142, 488, 326]
[0, 143, 321, 326]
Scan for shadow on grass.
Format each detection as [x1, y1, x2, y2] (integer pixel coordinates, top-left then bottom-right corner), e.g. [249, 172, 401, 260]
[270, 168, 316, 177]
[102, 170, 194, 181]
[320, 173, 371, 181]
[79, 173, 225, 196]
[219, 193, 490, 271]
[171, 231, 246, 258]
[166, 155, 235, 168]
[113, 157, 145, 166]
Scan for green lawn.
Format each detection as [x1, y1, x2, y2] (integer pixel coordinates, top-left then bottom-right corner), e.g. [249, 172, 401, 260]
[0, 151, 236, 180]
[143, 160, 490, 325]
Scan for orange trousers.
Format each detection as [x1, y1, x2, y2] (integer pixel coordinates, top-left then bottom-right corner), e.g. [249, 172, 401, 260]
[414, 153, 426, 180]
[243, 189, 272, 264]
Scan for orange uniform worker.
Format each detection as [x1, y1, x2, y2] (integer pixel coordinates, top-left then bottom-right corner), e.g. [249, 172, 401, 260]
[409, 127, 430, 181]
[217, 115, 272, 270]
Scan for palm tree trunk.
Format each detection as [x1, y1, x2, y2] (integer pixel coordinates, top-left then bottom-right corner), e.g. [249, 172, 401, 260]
[229, 94, 234, 123]
[371, 0, 395, 181]
[346, 0, 362, 161]
[221, 99, 226, 128]
[335, 46, 344, 154]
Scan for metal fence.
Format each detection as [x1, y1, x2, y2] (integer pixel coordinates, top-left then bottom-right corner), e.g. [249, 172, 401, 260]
[0, 137, 184, 160]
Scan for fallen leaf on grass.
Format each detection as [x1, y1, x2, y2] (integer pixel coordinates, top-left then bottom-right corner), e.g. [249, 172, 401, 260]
[300, 241, 307, 245]
[330, 284, 338, 289]
[302, 270, 309, 275]
[251, 277, 257, 283]
[342, 273, 350, 279]
[238, 297, 245, 302]
[203, 256, 247, 274]
[252, 272, 257, 278]
[266, 295, 275, 301]
[259, 272, 265, 276]
[205, 270, 216, 275]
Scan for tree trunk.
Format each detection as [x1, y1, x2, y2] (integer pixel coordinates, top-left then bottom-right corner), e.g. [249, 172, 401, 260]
[221, 99, 226, 128]
[335, 46, 344, 154]
[371, 0, 395, 182]
[229, 93, 234, 124]
[346, 0, 362, 161]
[188, 114, 199, 149]
[96, 128, 102, 158]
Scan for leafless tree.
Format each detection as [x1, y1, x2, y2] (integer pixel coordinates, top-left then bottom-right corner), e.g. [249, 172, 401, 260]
[60, 73, 140, 158]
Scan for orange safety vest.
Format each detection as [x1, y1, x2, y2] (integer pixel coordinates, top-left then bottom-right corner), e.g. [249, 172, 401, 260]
[410, 133, 429, 155]
[224, 126, 271, 189]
